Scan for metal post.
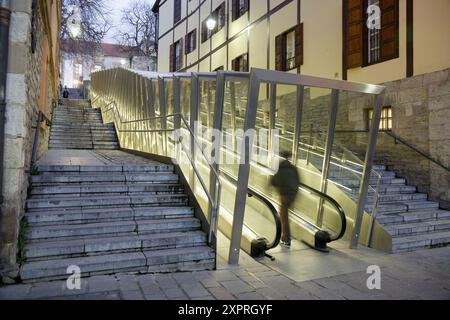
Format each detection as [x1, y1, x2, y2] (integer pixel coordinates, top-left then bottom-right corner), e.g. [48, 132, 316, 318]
[268, 84, 276, 167]
[351, 94, 384, 249]
[173, 76, 181, 162]
[292, 86, 304, 166]
[230, 81, 237, 150]
[228, 71, 260, 265]
[208, 72, 226, 247]
[158, 77, 167, 155]
[189, 74, 200, 187]
[316, 89, 339, 227]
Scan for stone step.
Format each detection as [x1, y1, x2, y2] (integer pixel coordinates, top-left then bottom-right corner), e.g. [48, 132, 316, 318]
[386, 219, 450, 237]
[392, 231, 450, 253]
[335, 177, 407, 187]
[31, 173, 179, 185]
[370, 200, 440, 214]
[50, 132, 117, 138]
[26, 218, 201, 241]
[30, 183, 182, 196]
[26, 194, 188, 210]
[20, 246, 215, 282]
[37, 165, 174, 173]
[377, 209, 450, 225]
[26, 206, 194, 226]
[50, 139, 118, 145]
[366, 193, 428, 204]
[25, 231, 207, 261]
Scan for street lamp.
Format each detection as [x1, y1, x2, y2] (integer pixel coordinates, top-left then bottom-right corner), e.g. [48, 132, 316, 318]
[206, 17, 217, 31]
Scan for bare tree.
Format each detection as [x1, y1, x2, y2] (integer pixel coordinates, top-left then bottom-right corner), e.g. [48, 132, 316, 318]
[61, 0, 112, 54]
[116, 0, 158, 57]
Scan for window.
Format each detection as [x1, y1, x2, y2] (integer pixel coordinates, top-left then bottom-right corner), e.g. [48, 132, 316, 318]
[174, 0, 182, 24]
[344, 0, 399, 68]
[368, 106, 392, 131]
[201, 2, 225, 43]
[232, 0, 249, 21]
[170, 39, 183, 72]
[232, 53, 248, 72]
[275, 24, 303, 71]
[185, 29, 197, 54]
[367, 0, 381, 65]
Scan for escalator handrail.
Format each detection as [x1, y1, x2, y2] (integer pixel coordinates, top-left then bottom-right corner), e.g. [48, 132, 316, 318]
[298, 182, 347, 241]
[220, 171, 282, 250]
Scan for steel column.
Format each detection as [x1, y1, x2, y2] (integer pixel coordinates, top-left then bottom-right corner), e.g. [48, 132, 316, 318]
[316, 89, 340, 227]
[228, 72, 260, 265]
[292, 85, 305, 166]
[351, 94, 385, 248]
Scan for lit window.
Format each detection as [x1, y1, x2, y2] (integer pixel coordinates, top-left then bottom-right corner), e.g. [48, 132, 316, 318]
[285, 30, 296, 71]
[368, 106, 393, 131]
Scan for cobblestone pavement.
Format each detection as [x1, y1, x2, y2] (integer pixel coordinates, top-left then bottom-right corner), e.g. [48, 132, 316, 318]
[1, 237, 449, 300]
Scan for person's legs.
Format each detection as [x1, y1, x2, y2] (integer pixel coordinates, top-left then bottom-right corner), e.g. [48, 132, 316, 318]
[280, 195, 292, 244]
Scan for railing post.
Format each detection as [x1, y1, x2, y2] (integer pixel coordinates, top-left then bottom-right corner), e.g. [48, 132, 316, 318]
[316, 89, 339, 227]
[208, 71, 226, 247]
[158, 76, 167, 155]
[292, 85, 304, 166]
[228, 70, 260, 265]
[173, 76, 182, 162]
[190, 74, 200, 187]
[268, 84, 276, 168]
[351, 94, 385, 249]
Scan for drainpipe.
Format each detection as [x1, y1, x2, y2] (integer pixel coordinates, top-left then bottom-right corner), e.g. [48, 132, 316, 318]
[0, 0, 11, 205]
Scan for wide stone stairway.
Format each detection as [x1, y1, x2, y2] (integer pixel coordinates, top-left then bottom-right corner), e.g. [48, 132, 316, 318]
[20, 103, 215, 283]
[49, 101, 119, 150]
[327, 162, 450, 253]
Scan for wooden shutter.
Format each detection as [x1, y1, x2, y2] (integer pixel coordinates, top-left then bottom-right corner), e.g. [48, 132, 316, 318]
[380, 0, 399, 61]
[243, 54, 249, 72]
[169, 43, 175, 72]
[232, 0, 237, 21]
[178, 38, 183, 70]
[174, 0, 181, 23]
[275, 34, 284, 71]
[295, 23, 304, 67]
[345, 0, 363, 68]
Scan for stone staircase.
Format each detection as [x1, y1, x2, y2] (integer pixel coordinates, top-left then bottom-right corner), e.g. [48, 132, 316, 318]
[20, 100, 215, 283]
[324, 161, 450, 253]
[49, 103, 119, 150]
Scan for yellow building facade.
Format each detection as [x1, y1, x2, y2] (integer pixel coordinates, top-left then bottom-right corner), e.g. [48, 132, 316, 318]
[154, 0, 450, 84]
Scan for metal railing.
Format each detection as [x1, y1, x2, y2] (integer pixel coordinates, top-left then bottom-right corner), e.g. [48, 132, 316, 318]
[91, 67, 386, 264]
[30, 111, 52, 173]
[96, 96, 222, 246]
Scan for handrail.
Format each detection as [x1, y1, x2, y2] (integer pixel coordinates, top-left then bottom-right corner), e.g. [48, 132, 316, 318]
[384, 131, 450, 173]
[220, 170, 282, 250]
[298, 182, 347, 241]
[96, 94, 222, 245]
[30, 111, 52, 173]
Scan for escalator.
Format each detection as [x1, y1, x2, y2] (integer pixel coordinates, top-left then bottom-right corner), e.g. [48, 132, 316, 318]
[218, 167, 347, 260]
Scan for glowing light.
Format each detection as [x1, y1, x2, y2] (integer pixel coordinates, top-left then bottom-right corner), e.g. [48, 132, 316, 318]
[206, 17, 217, 31]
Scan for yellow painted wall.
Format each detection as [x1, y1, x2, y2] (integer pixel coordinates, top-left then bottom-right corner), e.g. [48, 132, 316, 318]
[157, 0, 450, 81]
[414, 0, 450, 76]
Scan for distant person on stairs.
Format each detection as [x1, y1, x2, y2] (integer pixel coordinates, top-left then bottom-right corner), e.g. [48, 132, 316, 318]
[63, 86, 69, 99]
[271, 151, 300, 248]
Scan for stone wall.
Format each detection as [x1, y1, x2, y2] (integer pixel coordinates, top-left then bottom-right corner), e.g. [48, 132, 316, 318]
[0, 0, 55, 282]
[275, 68, 450, 209]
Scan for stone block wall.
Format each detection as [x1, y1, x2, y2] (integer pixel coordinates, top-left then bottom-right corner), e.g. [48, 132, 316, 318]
[0, 0, 55, 282]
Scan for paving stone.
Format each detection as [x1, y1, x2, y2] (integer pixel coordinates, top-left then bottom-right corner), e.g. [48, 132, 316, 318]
[0, 284, 31, 300]
[163, 288, 187, 299]
[208, 287, 237, 300]
[121, 290, 145, 300]
[220, 280, 255, 295]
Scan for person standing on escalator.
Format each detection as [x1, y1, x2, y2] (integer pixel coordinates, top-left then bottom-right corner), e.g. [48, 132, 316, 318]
[271, 151, 300, 248]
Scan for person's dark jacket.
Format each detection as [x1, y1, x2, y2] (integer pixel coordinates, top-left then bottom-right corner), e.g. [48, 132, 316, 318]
[63, 90, 69, 99]
[271, 160, 300, 196]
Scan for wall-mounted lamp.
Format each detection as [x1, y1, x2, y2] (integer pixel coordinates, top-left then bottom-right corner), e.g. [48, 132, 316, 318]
[206, 17, 217, 31]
